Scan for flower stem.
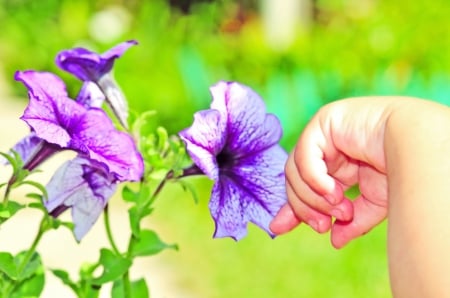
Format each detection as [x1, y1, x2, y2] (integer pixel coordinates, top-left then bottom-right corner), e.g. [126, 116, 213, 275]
[17, 218, 45, 273]
[104, 204, 121, 255]
[3, 216, 47, 296]
[2, 177, 15, 207]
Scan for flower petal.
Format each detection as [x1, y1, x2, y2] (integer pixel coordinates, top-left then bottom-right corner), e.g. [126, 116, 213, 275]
[209, 145, 287, 239]
[16, 71, 86, 147]
[74, 108, 144, 181]
[2, 132, 42, 165]
[76, 82, 105, 108]
[45, 157, 117, 241]
[233, 145, 288, 232]
[210, 81, 283, 156]
[209, 176, 247, 240]
[56, 40, 137, 81]
[179, 109, 225, 180]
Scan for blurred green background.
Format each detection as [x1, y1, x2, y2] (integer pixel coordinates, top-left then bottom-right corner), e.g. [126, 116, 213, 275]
[0, 0, 449, 297]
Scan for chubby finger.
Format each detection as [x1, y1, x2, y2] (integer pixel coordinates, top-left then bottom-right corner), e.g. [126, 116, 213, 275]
[330, 194, 387, 249]
[286, 160, 353, 222]
[270, 204, 301, 235]
[291, 128, 337, 198]
[285, 182, 332, 233]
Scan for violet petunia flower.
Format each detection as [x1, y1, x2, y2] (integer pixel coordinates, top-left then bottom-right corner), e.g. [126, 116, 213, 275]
[55, 40, 137, 82]
[179, 81, 288, 240]
[55, 40, 137, 128]
[45, 157, 117, 241]
[15, 70, 143, 182]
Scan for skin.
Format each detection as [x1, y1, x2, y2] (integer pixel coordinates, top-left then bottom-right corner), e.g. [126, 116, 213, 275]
[270, 96, 450, 297]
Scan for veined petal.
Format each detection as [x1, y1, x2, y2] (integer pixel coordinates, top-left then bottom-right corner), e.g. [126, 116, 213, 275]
[2, 132, 42, 165]
[14, 70, 68, 100]
[179, 109, 225, 180]
[74, 108, 144, 181]
[210, 81, 283, 156]
[16, 71, 86, 147]
[45, 157, 117, 241]
[209, 176, 247, 240]
[233, 145, 288, 232]
[209, 145, 288, 239]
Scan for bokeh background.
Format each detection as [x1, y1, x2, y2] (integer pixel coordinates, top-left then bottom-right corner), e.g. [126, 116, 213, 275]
[0, 0, 449, 297]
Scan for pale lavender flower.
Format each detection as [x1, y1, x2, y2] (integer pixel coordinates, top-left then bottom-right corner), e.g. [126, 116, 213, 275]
[45, 157, 117, 241]
[55, 40, 137, 128]
[179, 81, 288, 240]
[15, 70, 143, 181]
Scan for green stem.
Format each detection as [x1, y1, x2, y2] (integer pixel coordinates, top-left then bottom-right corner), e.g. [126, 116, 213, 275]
[17, 217, 46, 273]
[2, 176, 17, 207]
[3, 216, 47, 296]
[121, 173, 173, 298]
[104, 204, 121, 255]
[122, 270, 132, 298]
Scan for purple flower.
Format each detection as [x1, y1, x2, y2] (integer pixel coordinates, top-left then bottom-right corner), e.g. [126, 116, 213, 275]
[179, 81, 288, 240]
[55, 40, 137, 128]
[45, 157, 117, 241]
[15, 70, 143, 181]
[55, 40, 137, 82]
[1, 133, 42, 166]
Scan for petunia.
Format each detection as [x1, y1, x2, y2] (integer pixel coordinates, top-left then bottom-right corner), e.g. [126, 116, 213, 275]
[55, 40, 137, 128]
[45, 157, 117, 241]
[15, 70, 143, 182]
[179, 81, 288, 240]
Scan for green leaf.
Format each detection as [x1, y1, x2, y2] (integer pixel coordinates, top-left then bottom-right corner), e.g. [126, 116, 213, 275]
[122, 185, 139, 203]
[16, 180, 48, 201]
[131, 229, 178, 258]
[27, 202, 45, 210]
[11, 266, 45, 298]
[15, 251, 42, 281]
[25, 193, 44, 201]
[177, 180, 200, 204]
[128, 206, 153, 238]
[0, 201, 25, 224]
[92, 249, 132, 285]
[50, 269, 79, 294]
[0, 252, 18, 279]
[111, 278, 149, 298]
[0, 151, 18, 171]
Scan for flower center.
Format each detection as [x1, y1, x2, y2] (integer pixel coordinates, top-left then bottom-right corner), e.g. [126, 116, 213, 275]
[216, 151, 234, 169]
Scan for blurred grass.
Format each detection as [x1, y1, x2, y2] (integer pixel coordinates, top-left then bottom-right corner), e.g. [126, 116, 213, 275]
[0, 0, 449, 297]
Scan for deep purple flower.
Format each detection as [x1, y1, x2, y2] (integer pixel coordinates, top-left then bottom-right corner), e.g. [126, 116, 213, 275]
[15, 70, 143, 181]
[55, 40, 137, 128]
[179, 81, 288, 240]
[45, 157, 117, 241]
[55, 40, 137, 82]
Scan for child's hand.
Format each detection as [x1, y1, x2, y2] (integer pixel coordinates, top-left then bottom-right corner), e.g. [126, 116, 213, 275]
[270, 97, 398, 248]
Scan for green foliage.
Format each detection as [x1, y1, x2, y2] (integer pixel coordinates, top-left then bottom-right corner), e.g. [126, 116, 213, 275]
[111, 278, 149, 298]
[130, 229, 178, 258]
[0, 251, 45, 298]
